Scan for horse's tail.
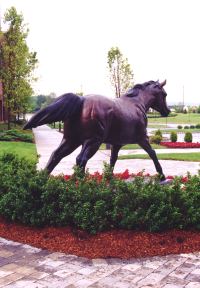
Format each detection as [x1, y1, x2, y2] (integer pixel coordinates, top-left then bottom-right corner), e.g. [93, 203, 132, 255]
[23, 93, 84, 129]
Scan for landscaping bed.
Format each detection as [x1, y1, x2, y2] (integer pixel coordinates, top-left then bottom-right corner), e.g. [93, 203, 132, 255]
[2, 218, 200, 259]
[160, 142, 200, 148]
[0, 153, 200, 259]
[0, 129, 34, 142]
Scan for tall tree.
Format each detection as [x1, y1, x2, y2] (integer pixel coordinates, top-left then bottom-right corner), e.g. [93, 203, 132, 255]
[0, 7, 38, 129]
[107, 47, 134, 98]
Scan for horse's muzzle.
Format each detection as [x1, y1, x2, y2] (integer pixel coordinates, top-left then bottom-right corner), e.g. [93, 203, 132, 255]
[162, 109, 171, 117]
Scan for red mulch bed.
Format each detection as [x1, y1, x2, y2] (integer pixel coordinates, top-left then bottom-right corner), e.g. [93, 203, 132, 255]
[1, 217, 200, 259]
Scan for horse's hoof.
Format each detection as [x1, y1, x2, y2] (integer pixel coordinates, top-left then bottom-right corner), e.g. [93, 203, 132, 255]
[160, 179, 173, 185]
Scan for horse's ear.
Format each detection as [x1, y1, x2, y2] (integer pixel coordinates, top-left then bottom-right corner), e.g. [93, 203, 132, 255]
[160, 80, 167, 87]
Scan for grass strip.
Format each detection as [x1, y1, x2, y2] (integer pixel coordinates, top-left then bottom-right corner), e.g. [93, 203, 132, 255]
[118, 152, 200, 162]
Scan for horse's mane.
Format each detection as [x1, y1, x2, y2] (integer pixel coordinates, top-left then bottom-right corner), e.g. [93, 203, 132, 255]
[124, 80, 156, 97]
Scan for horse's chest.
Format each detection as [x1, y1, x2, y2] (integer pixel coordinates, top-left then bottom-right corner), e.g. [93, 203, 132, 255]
[108, 116, 145, 144]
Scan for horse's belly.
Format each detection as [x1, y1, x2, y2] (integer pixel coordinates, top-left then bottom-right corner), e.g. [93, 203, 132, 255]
[106, 125, 145, 145]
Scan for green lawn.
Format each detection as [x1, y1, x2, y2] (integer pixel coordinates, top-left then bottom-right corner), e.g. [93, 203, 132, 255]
[147, 124, 168, 128]
[118, 152, 200, 162]
[100, 143, 166, 150]
[148, 113, 200, 125]
[150, 128, 200, 134]
[0, 141, 38, 162]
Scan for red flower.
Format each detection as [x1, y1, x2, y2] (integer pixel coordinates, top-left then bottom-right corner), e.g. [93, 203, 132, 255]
[181, 177, 188, 183]
[64, 175, 71, 181]
[64, 171, 188, 183]
[167, 175, 174, 180]
[136, 171, 144, 177]
[160, 142, 200, 148]
[115, 169, 130, 180]
[90, 171, 102, 183]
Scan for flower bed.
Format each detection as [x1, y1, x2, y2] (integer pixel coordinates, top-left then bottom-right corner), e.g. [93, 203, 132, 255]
[160, 142, 200, 148]
[65, 170, 187, 182]
[0, 153, 200, 258]
[64, 169, 151, 182]
[0, 153, 200, 234]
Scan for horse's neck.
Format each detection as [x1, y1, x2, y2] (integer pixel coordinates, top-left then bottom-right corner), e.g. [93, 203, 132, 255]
[137, 91, 154, 112]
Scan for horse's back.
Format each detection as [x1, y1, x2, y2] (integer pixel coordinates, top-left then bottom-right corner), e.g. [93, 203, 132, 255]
[80, 95, 146, 144]
[83, 94, 114, 111]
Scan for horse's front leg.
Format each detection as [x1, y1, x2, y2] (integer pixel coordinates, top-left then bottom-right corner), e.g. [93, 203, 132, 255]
[110, 144, 122, 170]
[138, 138, 165, 181]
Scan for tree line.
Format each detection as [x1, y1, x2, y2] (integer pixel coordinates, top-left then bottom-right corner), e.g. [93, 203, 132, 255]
[29, 93, 56, 112]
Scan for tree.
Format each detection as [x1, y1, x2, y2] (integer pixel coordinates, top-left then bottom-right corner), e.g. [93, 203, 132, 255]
[107, 47, 133, 97]
[28, 94, 56, 112]
[0, 7, 38, 129]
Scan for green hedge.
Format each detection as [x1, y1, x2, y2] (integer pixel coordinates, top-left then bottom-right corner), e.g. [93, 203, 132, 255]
[0, 153, 200, 234]
[0, 129, 33, 143]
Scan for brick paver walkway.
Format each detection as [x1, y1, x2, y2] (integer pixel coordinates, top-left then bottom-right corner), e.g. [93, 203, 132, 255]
[1, 237, 200, 288]
[1, 124, 200, 287]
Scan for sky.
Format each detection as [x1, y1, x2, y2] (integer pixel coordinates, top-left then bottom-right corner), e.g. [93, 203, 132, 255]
[1, 0, 200, 105]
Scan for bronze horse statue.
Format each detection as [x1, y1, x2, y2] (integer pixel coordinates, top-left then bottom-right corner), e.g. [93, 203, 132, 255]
[24, 80, 170, 181]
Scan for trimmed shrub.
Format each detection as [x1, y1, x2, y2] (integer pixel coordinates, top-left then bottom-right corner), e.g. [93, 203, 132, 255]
[177, 125, 182, 129]
[0, 153, 200, 234]
[184, 126, 189, 129]
[150, 129, 163, 144]
[0, 129, 33, 143]
[0, 135, 14, 141]
[190, 125, 195, 129]
[184, 132, 192, 143]
[170, 131, 177, 142]
[196, 124, 200, 129]
[150, 135, 162, 144]
[155, 129, 162, 138]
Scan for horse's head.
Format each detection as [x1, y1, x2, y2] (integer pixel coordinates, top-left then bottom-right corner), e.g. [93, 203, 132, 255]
[147, 80, 170, 117]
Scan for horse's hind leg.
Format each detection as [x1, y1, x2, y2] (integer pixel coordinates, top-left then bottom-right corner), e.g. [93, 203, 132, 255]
[76, 138, 102, 171]
[138, 138, 165, 181]
[110, 144, 122, 170]
[45, 137, 80, 174]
